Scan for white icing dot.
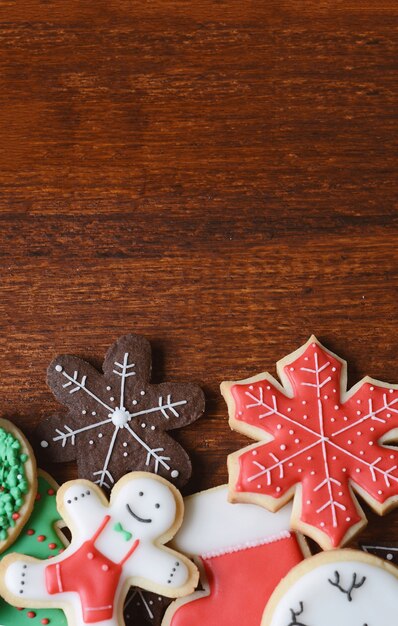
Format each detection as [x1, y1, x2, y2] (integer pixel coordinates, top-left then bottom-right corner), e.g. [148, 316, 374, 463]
[320, 522, 325, 527]
[342, 468, 347, 472]
[332, 456, 337, 460]
[346, 517, 351, 522]
[302, 400, 306, 405]
[133, 400, 138, 406]
[389, 389, 394, 393]
[98, 433, 103, 438]
[106, 386, 111, 391]
[332, 367, 336, 372]
[252, 450, 258, 456]
[123, 442, 128, 447]
[266, 386, 271, 390]
[89, 440, 94, 445]
[387, 553, 393, 560]
[390, 455, 395, 460]
[289, 430, 294, 435]
[378, 490, 383, 495]
[356, 410, 361, 416]
[331, 417, 335, 422]
[360, 451, 364, 455]
[323, 395, 328, 400]
[312, 343, 316, 347]
[347, 440, 352, 445]
[287, 407, 292, 412]
[82, 410, 87, 415]
[40, 440, 49, 448]
[369, 441, 374, 446]
[356, 468, 361, 473]
[303, 415, 308, 420]
[370, 386, 374, 391]
[249, 385, 254, 391]
[343, 416, 348, 421]
[310, 470, 315, 476]
[304, 357, 309, 361]
[332, 388, 337, 393]
[338, 491, 343, 496]
[55, 364, 63, 372]
[306, 500, 311, 505]
[288, 462, 294, 467]
[334, 405, 339, 410]
[280, 444, 286, 451]
[92, 411, 97, 416]
[171, 470, 179, 479]
[294, 438, 300, 444]
[276, 486, 281, 492]
[357, 431, 362, 436]
[298, 468, 302, 473]
[289, 367, 294, 371]
[140, 390, 146, 396]
[141, 423, 146, 428]
[257, 484, 261, 489]
[110, 396, 115, 402]
[277, 424, 282, 430]
[370, 427, 375, 432]
[151, 426, 156, 431]
[387, 413, 391, 418]
[307, 456, 312, 461]
[123, 452, 128, 457]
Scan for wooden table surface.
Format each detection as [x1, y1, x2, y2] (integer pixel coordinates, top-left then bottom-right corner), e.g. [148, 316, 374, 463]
[0, 0, 397, 552]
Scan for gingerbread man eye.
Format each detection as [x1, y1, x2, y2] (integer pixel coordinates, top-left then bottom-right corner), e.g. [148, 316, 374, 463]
[139, 491, 144, 497]
[155, 503, 160, 509]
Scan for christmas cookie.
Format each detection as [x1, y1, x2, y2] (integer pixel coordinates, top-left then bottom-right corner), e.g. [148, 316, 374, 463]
[360, 542, 398, 566]
[37, 334, 205, 491]
[0, 472, 199, 626]
[261, 549, 398, 626]
[162, 485, 308, 626]
[222, 336, 398, 549]
[0, 418, 36, 553]
[124, 588, 171, 626]
[0, 470, 67, 626]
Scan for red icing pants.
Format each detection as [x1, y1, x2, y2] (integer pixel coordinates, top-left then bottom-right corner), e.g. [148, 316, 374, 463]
[168, 533, 304, 626]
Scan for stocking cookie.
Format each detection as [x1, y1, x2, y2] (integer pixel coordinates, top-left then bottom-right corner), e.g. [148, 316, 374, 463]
[163, 485, 308, 626]
[262, 550, 398, 626]
[0, 472, 199, 626]
[37, 334, 205, 491]
[0, 470, 68, 626]
[222, 336, 398, 549]
[0, 418, 36, 553]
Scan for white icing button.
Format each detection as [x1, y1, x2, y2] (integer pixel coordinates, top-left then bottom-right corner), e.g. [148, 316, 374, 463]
[55, 364, 63, 372]
[40, 440, 49, 448]
[171, 470, 179, 479]
[140, 390, 146, 396]
[106, 386, 111, 391]
[102, 564, 109, 572]
[87, 552, 94, 560]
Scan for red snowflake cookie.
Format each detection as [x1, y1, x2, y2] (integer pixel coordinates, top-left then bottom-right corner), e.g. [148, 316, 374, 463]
[221, 336, 398, 549]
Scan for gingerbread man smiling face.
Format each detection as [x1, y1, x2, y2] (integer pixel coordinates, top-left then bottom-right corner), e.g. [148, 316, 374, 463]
[0, 473, 199, 626]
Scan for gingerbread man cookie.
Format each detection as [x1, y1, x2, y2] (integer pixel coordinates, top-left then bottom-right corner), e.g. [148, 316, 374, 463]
[0, 472, 198, 626]
[222, 336, 398, 549]
[262, 550, 398, 626]
[0, 418, 36, 553]
[37, 334, 205, 491]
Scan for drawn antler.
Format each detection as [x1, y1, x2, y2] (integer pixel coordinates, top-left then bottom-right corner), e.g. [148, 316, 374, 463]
[328, 570, 366, 601]
[288, 602, 307, 626]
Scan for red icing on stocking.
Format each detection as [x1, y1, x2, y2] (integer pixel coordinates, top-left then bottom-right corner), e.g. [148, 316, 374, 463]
[167, 534, 303, 626]
[223, 337, 398, 549]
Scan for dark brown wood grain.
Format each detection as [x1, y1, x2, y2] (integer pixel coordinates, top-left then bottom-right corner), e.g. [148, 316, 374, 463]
[0, 0, 397, 553]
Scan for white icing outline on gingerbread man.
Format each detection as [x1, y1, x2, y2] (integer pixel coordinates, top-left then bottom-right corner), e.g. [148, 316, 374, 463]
[0, 472, 198, 626]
